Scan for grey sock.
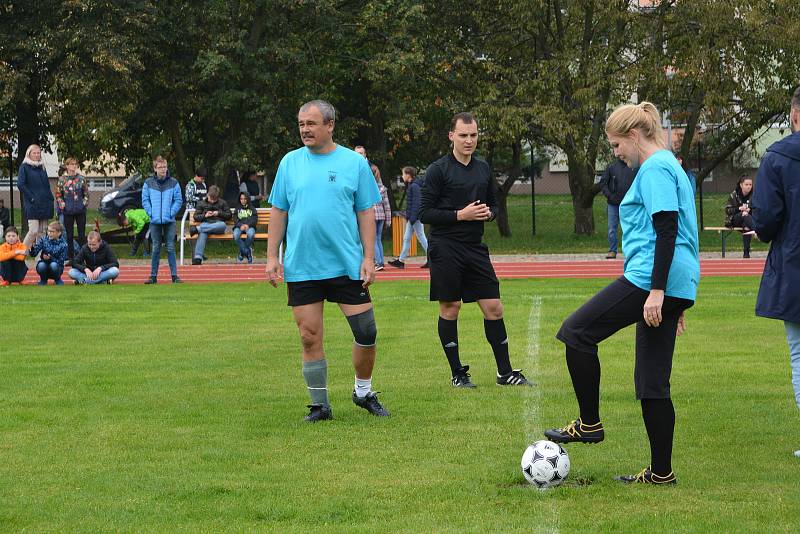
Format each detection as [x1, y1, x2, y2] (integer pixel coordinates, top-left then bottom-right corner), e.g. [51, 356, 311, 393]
[302, 359, 329, 407]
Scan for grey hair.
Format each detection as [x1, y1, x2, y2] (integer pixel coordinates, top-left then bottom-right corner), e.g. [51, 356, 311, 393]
[792, 86, 800, 110]
[299, 100, 336, 123]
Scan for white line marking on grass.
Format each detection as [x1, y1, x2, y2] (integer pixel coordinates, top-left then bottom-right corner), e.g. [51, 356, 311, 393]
[524, 296, 560, 533]
[524, 296, 543, 445]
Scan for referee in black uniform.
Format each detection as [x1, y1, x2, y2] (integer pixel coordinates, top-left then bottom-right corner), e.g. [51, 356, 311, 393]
[419, 112, 532, 388]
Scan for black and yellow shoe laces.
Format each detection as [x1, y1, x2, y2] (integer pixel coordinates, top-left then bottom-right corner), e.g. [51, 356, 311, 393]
[560, 418, 603, 437]
[632, 467, 676, 484]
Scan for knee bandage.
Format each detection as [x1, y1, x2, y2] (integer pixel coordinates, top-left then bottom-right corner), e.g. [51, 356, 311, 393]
[346, 309, 377, 347]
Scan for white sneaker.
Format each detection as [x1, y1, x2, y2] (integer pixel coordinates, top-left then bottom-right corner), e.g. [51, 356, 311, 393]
[794, 450, 800, 458]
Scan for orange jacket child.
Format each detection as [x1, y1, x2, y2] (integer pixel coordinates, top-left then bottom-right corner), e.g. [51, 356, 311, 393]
[0, 241, 28, 285]
[0, 241, 27, 262]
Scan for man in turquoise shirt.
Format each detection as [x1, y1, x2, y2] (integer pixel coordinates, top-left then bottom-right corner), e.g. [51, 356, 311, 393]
[267, 99, 389, 422]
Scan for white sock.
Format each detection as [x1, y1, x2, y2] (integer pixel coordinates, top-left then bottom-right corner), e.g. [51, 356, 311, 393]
[354, 377, 372, 398]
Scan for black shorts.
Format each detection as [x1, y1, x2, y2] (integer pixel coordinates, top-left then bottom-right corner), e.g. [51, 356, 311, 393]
[556, 277, 694, 400]
[287, 276, 371, 307]
[428, 238, 500, 302]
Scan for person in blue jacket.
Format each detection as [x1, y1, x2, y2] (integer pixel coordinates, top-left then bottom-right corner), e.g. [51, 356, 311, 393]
[751, 86, 800, 458]
[142, 156, 183, 284]
[29, 221, 68, 285]
[17, 144, 55, 249]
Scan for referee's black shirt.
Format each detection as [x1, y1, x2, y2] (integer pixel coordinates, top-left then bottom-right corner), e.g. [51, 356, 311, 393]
[419, 153, 497, 243]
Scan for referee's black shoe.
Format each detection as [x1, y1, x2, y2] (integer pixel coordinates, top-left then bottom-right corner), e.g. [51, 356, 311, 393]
[304, 404, 333, 422]
[352, 391, 390, 417]
[451, 366, 476, 388]
[614, 467, 676, 485]
[544, 418, 604, 444]
[496, 369, 534, 386]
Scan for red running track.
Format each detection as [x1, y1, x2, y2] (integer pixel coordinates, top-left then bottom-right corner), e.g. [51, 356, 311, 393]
[20, 258, 766, 285]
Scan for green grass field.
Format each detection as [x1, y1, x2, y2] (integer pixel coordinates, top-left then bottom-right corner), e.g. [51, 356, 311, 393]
[1, 277, 796, 532]
[4, 193, 758, 258]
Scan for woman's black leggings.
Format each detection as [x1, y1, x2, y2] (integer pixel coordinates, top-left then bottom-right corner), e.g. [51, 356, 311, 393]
[556, 277, 693, 475]
[63, 211, 87, 260]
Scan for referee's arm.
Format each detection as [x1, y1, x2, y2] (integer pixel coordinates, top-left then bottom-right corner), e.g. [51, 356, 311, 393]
[419, 165, 458, 225]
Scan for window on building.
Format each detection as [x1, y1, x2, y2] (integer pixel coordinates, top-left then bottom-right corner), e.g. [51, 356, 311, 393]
[88, 178, 114, 190]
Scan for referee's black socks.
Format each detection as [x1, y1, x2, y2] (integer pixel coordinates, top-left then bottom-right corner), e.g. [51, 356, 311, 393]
[484, 319, 512, 376]
[438, 317, 463, 375]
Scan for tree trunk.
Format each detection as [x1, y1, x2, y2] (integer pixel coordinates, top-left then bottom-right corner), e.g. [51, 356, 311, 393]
[565, 149, 596, 235]
[168, 117, 193, 184]
[494, 140, 523, 238]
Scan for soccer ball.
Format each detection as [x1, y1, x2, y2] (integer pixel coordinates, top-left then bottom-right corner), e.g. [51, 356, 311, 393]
[521, 440, 570, 489]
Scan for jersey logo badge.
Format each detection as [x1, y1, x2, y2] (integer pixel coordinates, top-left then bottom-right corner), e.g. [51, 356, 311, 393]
[328, 171, 337, 183]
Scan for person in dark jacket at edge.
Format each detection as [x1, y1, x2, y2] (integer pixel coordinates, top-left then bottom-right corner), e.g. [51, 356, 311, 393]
[751, 86, 800, 459]
[68, 230, 120, 285]
[724, 174, 755, 257]
[600, 158, 636, 259]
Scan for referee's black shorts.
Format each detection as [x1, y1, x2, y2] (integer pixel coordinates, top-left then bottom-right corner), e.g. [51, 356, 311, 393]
[556, 277, 693, 400]
[428, 238, 500, 303]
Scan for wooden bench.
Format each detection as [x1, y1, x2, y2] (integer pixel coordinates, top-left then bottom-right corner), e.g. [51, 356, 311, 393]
[703, 226, 744, 258]
[179, 207, 271, 265]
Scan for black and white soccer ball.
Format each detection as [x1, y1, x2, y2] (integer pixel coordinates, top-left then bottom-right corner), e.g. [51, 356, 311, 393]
[521, 440, 570, 489]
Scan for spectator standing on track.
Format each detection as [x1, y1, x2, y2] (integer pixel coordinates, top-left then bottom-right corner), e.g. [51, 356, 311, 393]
[389, 166, 429, 269]
[371, 163, 391, 271]
[56, 157, 89, 263]
[17, 144, 54, 249]
[599, 158, 635, 259]
[142, 156, 183, 284]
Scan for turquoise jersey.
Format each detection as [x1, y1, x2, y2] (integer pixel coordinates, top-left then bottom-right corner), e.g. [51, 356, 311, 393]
[269, 145, 380, 282]
[620, 150, 700, 301]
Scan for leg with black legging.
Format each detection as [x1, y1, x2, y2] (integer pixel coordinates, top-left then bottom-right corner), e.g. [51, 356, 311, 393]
[555, 278, 648, 421]
[634, 299, 689, 478]
[74, 211, 87, 252]
[63, 213, 76, 261]
[566, 346, 601, 424]
[641, 398, 675, 476]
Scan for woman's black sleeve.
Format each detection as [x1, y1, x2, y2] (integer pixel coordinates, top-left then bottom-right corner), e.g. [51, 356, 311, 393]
[651, 211, 679, 290]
